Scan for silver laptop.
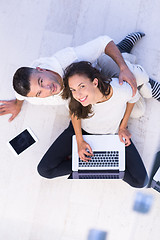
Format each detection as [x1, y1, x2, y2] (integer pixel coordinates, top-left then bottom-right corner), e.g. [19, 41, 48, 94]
[72, 134, 125, 179]
[151, 167, 160, 193]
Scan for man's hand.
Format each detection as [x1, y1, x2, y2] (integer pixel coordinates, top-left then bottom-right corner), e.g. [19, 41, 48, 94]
[77, 140, 93, 162]
[119, 66, 137, 97]
[0, 99, 23, 122]
[105, 41, 137, 96]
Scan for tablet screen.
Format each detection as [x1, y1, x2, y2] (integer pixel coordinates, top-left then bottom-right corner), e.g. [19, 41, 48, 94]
[8, 129, 37, 155]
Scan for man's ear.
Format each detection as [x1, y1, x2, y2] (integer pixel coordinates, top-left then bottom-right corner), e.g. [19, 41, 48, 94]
[36, 67, 46, 72]
[93, 78, 98, 87]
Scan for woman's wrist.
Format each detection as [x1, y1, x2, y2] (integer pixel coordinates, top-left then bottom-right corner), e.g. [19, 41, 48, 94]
[76, 134, 84, 144]
[119, 125, 128, 130]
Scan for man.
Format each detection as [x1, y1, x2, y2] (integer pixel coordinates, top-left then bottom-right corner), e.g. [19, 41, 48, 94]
[0, 32, 147, 122]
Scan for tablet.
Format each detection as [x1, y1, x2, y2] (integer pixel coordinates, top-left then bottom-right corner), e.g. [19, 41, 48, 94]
[7, 128, 38, 156]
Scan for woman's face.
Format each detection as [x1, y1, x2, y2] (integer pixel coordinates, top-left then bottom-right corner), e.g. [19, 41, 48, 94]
[68, 74, 99, 106]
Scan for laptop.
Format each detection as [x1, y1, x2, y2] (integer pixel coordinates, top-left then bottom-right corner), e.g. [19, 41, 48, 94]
[151, 167, 160, 193]
[72, 134, 125, 179]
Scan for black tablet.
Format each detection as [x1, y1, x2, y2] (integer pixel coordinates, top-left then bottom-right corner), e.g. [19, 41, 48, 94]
[7, 128, 38, 156]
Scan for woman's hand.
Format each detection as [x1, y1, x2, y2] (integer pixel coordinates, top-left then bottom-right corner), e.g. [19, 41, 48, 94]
[118, 127, 131, 146]
[77, 140, 93, 162]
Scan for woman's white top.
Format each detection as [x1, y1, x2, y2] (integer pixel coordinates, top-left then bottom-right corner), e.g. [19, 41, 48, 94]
[81, 79, 140, 134]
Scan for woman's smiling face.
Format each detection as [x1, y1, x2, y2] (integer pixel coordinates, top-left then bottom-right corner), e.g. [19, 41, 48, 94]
[68, 74, 99, 106]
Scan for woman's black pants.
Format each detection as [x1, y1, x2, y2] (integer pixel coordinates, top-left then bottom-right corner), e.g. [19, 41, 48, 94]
[37, 122, 148, 188]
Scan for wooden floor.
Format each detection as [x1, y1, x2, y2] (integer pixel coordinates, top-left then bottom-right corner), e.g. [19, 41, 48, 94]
[0, 0, 160, 239]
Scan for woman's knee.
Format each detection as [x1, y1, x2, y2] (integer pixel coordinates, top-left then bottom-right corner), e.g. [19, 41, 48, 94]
[123, 171, 149, 188]
[138, 173, 149, 188]
[37, 162, 55, 179]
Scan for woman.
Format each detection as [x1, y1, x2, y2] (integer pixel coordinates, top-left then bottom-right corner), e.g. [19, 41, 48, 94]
[37, 61, 148, 188]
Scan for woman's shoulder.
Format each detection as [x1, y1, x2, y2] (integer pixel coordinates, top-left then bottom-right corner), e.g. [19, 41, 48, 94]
[110, 78, 132, 92]
[110, 78, 133, 101]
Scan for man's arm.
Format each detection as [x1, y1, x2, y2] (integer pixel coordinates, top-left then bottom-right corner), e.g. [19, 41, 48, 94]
[118, 102, 135, 146]
[0, 99, 24, 122]
[73, 36, 137, 95]
[105, 41, 137, 96]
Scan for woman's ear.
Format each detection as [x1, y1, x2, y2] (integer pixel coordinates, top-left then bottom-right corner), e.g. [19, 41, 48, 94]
[93, 78, 98, 87]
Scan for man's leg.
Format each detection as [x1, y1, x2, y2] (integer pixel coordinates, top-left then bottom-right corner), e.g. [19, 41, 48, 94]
[98, 35, 160, 102]
[118, 33, 160, 102]
[123, 140, 148, 188]
[149, 78, 160, 101]
[97, 32, 145, 79]
[117, 32, 145, 53]
[37, 122, 74, 179]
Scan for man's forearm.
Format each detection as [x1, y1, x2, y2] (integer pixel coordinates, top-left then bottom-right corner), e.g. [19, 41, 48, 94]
[105, 40, 137, 96]
[105, 41, 128, 70]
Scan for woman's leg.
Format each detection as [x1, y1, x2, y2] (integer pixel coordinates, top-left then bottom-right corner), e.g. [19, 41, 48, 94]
[37, 122, 74, 179]
[123, 140, 148, 188]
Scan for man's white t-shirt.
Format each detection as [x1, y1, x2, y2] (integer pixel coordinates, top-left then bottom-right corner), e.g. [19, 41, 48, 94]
[15, 36, 112, 105]
[81, 79, 140, 134]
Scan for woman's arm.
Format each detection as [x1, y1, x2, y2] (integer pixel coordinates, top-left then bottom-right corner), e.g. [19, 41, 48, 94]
[118, 102, 135, 146]
[71, 114, 93, 161]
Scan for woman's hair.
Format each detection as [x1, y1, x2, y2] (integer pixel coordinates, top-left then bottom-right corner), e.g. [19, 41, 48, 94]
[13, 67, 34, 96]
[62, 61, 111, 119]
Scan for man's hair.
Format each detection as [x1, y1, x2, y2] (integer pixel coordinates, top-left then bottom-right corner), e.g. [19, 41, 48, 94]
[13, 67, 34, 96]
[62, 61, 111, 119]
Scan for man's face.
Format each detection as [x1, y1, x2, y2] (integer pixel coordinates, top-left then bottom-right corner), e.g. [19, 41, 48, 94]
[27, 68, 63, 98]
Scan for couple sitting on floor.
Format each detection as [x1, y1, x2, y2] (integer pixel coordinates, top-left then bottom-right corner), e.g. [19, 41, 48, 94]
[2, 32, 160, 188]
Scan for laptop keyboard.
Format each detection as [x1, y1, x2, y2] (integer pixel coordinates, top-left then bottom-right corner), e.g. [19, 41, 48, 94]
[79, 174, 119, 179]
[154, 186, 160, 193]
[79, 151, 119, 168]
[153, 181, 160, 193]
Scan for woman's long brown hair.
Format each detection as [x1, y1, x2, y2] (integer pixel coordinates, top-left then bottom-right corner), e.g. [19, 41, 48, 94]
[62, 61, 111, 119]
